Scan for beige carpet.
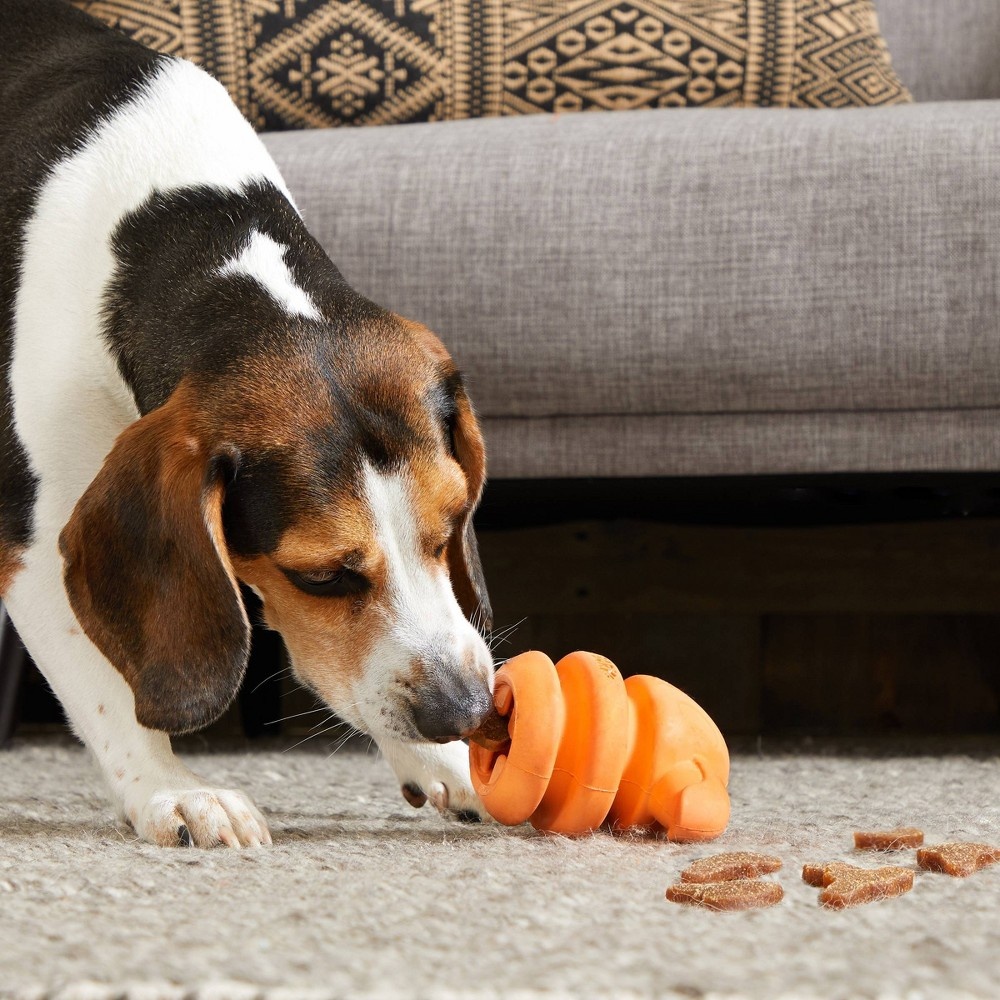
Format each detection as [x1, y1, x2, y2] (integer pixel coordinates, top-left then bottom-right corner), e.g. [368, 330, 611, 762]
[1, 736, 999, 1000]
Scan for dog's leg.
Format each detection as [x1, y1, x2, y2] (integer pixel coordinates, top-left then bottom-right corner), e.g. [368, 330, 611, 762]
[375, 734, 489, 823]
[4, 538, 271, 849]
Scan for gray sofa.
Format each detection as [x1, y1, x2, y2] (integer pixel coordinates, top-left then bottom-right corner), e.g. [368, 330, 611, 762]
[262, 0, 1000, 482]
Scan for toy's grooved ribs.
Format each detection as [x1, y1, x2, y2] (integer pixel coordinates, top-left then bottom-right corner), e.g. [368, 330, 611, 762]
[469, 650, 731, 838]
[550, 770, 618, 793]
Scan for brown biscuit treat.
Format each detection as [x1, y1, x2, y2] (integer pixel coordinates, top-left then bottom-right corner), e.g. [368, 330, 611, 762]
[680, 851, 783, 884]
[801, 861, 913, 909]
[854, 827, 924, 851]
[666, 879, 784, 911]
[466, 706, 511, 752]
[917, 843, 1000, 878]
[801, 863, 831, 887]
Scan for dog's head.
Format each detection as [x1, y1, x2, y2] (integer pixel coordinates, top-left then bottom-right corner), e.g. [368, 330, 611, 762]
[59, 308, 494, 743]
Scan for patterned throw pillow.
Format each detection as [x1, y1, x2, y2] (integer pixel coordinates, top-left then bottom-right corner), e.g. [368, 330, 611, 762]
[70, 1, 911, 130]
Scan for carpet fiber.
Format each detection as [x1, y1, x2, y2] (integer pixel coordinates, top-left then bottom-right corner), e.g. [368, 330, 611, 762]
[2, 737, 999, 999]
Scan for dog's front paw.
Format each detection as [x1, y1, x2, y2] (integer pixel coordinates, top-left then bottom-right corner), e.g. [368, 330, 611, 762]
[126, 787, 271, 848]
[389, 740, 489, 824]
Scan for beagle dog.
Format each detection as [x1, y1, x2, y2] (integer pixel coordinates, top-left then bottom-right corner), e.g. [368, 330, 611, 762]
[0, 0, 496, 847]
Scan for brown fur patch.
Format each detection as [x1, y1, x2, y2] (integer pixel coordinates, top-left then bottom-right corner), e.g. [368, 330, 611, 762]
[445, 390, 490, 631]
[232, 549, 381, 700]
[271, 496, 376, 573]
[0, 542, 25, 598]
[407, 452, 468, 555]
[213, 351, 335, 452]
[399, 316, 451, 363]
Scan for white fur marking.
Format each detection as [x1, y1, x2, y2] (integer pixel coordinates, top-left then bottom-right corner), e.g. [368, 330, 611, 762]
[218, 230, 321, 320]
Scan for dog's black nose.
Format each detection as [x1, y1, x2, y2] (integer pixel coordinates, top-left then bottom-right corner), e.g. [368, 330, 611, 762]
[411, 677, 494, 743]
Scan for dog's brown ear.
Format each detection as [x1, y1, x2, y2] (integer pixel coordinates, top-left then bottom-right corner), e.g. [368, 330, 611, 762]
[59, 384, 249, 734]
[400, 315, 492, 632]
[446, 385, 492, 634]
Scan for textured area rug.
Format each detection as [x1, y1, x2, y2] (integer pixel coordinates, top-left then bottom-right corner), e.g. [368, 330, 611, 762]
[1, 737, 999, 999]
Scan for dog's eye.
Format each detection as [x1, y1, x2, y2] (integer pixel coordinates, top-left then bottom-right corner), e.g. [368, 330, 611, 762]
[433, 542, 447, 560]
[284, 567, 370, 597]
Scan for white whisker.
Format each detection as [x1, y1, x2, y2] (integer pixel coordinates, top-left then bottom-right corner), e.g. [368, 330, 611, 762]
[325, 725, 365, 757]
[282, 718, 345, 752]
[486, 617, 526, 655]
[249, 665, 292, 694]
[267, 703, 328, 726]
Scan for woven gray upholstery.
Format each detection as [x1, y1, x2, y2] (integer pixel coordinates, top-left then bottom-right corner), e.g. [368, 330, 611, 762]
[877, 0, 1000, 102]
[480, 410, 1000, 478]
[264, 99, 1000, 475]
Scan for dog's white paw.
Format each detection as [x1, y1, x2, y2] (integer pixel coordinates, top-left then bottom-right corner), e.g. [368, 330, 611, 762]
[386, 739, 489, 823]
[125, 787, 271, 848]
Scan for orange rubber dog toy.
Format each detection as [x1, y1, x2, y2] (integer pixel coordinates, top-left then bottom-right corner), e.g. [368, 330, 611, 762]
[468, 650, 730, 839]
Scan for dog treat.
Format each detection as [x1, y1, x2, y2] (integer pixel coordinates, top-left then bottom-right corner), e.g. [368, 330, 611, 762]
[467, 706, 511, 752]
[801, 863, 830, 888]
[917, 843, 1000, 878]
[666, 879, 784, 911]
[854, 827, 924, 851]
[680, 851, 783, 884]
[801, 861, 913, 909]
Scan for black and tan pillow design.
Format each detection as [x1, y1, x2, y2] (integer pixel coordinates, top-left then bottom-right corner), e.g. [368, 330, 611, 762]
[70, 1, 912, 129]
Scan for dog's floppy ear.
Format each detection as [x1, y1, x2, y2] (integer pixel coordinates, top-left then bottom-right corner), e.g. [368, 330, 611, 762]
[59, 382, 250, 734]
[446, 382, 492, 634]
[400, 315, 492, 632]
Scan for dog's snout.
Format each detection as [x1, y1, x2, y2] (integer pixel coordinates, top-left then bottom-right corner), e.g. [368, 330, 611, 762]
[411, 674, 494, 743]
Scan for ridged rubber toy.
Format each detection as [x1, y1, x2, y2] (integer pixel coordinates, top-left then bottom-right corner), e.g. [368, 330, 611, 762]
[468, 650, 730, 839]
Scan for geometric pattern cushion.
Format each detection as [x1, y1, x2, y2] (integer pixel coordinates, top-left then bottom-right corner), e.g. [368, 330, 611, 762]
[69, 0, 911, 129]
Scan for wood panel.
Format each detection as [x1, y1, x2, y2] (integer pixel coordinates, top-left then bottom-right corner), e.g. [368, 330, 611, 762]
[490, 613, 762, 734]
[479, 519, 1000, 616]
[762, 616, 1000, 734]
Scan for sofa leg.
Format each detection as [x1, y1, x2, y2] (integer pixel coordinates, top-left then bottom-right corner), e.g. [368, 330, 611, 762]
[0, 602, 27, 747]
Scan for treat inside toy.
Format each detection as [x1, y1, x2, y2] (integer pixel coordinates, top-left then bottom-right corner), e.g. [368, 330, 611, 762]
[467, 703, 510, 753]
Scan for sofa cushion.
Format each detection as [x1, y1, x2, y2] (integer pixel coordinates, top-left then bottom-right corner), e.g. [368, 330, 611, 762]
[263, 101, 1000, 424]
[478, 411, 1000, 477]
[877, 0, 1000, 102]
[71, 0, 909, 128]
